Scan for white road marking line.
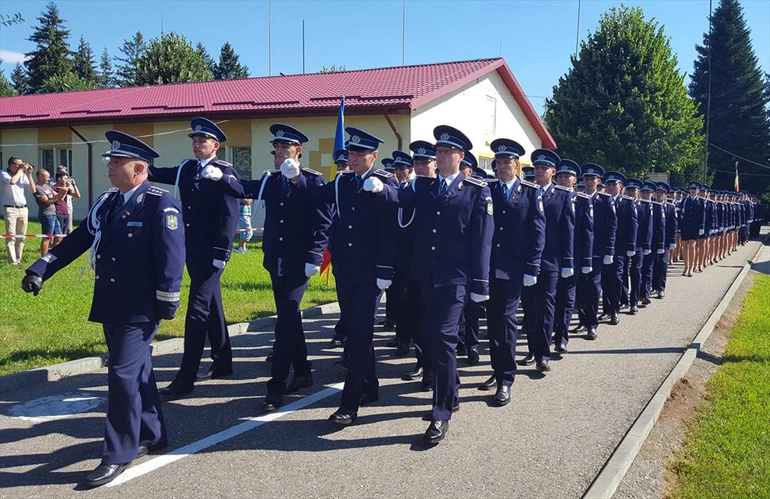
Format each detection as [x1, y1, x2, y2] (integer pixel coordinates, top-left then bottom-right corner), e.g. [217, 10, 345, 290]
[107, 383, 344, 487]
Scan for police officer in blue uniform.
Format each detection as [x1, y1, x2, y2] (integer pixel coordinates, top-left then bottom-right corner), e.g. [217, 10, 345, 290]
[148, 118, 239, 397]
[575, 163, 616, 340]
[478, 138, 544, 406]
[457, 150, 482, 365]
[602, 172, 638, 325]
[653, 182, 678, 298]
[366, 125, 494, 444]
[519, 149, 574, 373]
[22, 131, 185, 487]
[640, 181, 665, 305]
[624, 178, 651, 315]
[208, 124, 332, 411]
[316, 127, 399, 426]
[552, 159, 593, 353]
[329, 149, 351, 348]
[390, 150, 416, 355]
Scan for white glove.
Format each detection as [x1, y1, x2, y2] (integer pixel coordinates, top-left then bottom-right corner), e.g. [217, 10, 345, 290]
[657, 249, 665, 254]
[212, 259, 226, 269]
[470, 293, 489, 303]
[603, 255, 614, 265]
[698, 229, 704, 236]
[627, 250, 636, 257]
[280, 158, 300, 179]
[581, 266, 592, 274]
[561, 267, 574, 278]
[305, 263, 320, 277]
[523, 274, 537, 287]
[201, 164, 223, 181]
[376, 278, 391, 290]
[364, 177, 384, 193]
[643, 249, 652, 256]
[669, 243, 677, 250]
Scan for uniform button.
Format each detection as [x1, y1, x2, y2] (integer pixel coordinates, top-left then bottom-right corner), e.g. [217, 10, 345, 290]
[351, 207, 355, 211]
[186, 223, 190, 227]
[95, 275, 100, 280]
[279, 237, 283, 241]
[280, 202, 284, 207]
[348, 242, 353, 247]
[499, 227, 504, 231]
[348, 225, 353, 229]
[110, 278, 115, 283]
[96, 254, 101, 259]
[127, 233, 133, 238]
[431, 246, 436, 251]
[111, 257, 116, 262]
[502, 210, 506, 214]
[436, 210, 441, 215]
[432, 229, 437, 233]
[187, 206, 191, 209]
[280, 220, 284, 224]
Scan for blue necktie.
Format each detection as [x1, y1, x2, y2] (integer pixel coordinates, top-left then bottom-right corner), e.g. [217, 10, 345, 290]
[356, 176, 363, 191]
[281, 174, 289, 192]
[438, 179, 448, 196]
[195, 161, 203, 175]
[501, 183, 509, 202]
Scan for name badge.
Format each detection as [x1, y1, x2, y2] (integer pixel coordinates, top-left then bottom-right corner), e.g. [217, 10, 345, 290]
[127, 221, 143, 227]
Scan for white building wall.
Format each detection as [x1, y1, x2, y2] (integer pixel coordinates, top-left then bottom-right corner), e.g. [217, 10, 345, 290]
[411, 71, 545, 165]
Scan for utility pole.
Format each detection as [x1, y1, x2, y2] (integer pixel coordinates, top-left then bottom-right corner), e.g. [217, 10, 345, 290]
[268, 0, 272, 76]
[703, 0, 713, 183]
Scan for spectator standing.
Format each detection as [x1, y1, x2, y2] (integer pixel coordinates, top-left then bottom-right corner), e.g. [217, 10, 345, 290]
[53, 171, 81, 235]
[236, 198, 253, 252]
[33, 169, 67, 255]
[1, 157, 36, 265]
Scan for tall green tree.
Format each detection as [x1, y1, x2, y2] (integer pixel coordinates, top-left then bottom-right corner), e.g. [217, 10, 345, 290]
[544, 6, 704, 185]
[73, 36, 97, 85]
[196, 43, 217, 76]
[135, 33, 212, 85]
[40, 72, 99, 93]
[213, 42, 249, 80]
[10, 63, 29, 95]
[97, 48, 114, 88]
[24, 1, 73, 93]
[0, 64, 15, 97]
[690, 0, 770, 195]
[115, 31, 147, 87]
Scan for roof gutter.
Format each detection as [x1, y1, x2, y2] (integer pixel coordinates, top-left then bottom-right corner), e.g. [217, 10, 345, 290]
[383, 112, 402, 151]
[69, 126, 93, 207]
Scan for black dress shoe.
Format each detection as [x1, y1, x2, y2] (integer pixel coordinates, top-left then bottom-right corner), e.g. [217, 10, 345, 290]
[571, 324, 588, 333]
[82, 463, 127, 488]
[657, 290, 665, 299]
[263, 392, 283, 412]
[642, 297, 651, 305]
[158, 380, 193, 398]
[402, 366, 423, 381]
[598, 313, 610, 321]
[421, 403, 459, 421]
[137, 441, 168, 458]
[629, 306, 638, 314]
[195, 364, 233, 381]
[334, 359, 349, 372]
[477, 375, 497, 391]
[518, 354, 536, 366]
[467, 348, 480, 366]
[284, 375, 313, 394]
[420, 381, 434, 392]
[610, 314, 620, 325]
[554, 345, 568, 354]
[456, 344, 467, 356]
[328, 408, 357, 426]
[586, 326, 598, 340]
[536, 359, 551, 373]
[493, 385, 511, 406]
[395, 343, 410, 357]
[359, 392, 379, 406]
[423, 420, 449, 444]
[329, 335, 345, 348]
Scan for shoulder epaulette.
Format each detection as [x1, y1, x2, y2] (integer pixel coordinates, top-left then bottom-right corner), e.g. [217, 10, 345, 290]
[554, 184, 572, 192]
[622, 195, 635, 201]
[666, 199, 676, 204]
[463, 176, 485, 188]
[372, 169, 393, 179]
[520, 179, 539, 189]
[147, 186, 169, 196]
[576, 192, 591, 200]
[211, 158, 233, 168]
[598, 191, 612, 197]
[652, 200, 663, 206]
[302, 167, 323, 177]
[638, 198, 651, 203]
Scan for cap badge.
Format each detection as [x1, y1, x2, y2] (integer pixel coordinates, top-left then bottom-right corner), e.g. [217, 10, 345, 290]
[275, 129, 285, 137]
[350, 135, 361, 144]
[194, 124, 203, 132]
[498, 145, 507, 152]
[439, 132, 450, 142]
[111, 140, 121, 150]
[417, 147, 426, 155]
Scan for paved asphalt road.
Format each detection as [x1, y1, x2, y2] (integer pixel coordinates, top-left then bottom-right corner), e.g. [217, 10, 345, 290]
[0, 236, 765, 498]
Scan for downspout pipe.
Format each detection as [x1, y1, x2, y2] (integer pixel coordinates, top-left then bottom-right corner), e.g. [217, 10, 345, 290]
[383, 112, 403, 151]
[69, 126, 93, 207]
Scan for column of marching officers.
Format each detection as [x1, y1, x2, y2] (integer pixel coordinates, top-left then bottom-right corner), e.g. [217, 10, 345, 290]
[19, 118, 765, 487]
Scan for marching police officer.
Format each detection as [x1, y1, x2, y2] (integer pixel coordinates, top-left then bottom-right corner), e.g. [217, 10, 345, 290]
[602, 172, 638, 325]
[653, 182, 678, 298]
[552, 159, 593, 353]
[624, 178, 651, 315]
[640, 181, 665, 305]
[519, 149, 574, 373]
[22, 131, 186, 487]
[366, 125, 494, 444]
[316, 127, 399, 426]
[149, 117, 239, 397]
[390, 150, 416, 356]
[478, 138, 545, 406]
[575, 163, 616, 340]
[330, 149, 351, 349]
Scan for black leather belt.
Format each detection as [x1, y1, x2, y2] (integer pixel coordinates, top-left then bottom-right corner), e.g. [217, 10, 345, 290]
[4, 205, 27, 208]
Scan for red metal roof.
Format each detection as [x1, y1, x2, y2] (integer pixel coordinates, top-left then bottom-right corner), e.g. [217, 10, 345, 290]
[0, 58, 555, 148]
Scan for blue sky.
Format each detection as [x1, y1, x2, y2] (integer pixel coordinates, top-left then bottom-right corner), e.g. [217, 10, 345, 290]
[0, 0, 768, 112]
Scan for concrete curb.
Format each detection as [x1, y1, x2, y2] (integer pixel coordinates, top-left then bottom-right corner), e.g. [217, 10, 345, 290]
[583, 241, 766, 499]
[0, 302, 341, 395]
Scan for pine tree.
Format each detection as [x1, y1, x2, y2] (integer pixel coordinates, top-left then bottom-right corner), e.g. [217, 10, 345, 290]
[11, 63, 30, 95]
[0, 66, 15, 97]
[24, 1, 74, 93]
[196, 43, 217, 76]
[40, 72, 99, 93]
[98, 48, 114, 88]
[213, 42, 249, 80]
[135, 33, 213, 85]
[544, 6, 704, 184]
[73, 36, 97, 85]
[115, 31, 147, 87]
[690, 0, 770, 195]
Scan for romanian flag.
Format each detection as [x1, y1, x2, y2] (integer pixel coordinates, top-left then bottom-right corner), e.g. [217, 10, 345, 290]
[333, 97, 346, 165]
[319, 247, 332, 283]
[734, 161, 739, 192]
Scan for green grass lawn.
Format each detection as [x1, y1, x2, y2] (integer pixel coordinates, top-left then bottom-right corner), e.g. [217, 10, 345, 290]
[0, 221, 337, 376]
[667, 273, 770, 498]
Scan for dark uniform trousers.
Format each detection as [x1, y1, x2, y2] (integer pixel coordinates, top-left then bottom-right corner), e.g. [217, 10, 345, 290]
[578, 262, 603, 327]
[642, 252, 656, 299]
[385, 277, 400, 325]
[526, 271, 559, 361]
[458, 300, 481, 352]
[607, 255, 627, 316]
[652, 251, 669, 293]
[487, 277, 522, 387]
[396, 277, 421, 349]
[553, 273, 577, 348]
[629, 249, 643, 308]
[267, 274, 311, 394]
[338, 283, 382, 411]
[103, 322, 166, 464]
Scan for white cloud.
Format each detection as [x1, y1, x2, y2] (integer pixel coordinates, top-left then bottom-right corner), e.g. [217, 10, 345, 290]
[0, 49, 28, 65]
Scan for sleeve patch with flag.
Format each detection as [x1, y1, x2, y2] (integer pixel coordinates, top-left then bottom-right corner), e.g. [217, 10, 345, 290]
[166, 213, 179, 230]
